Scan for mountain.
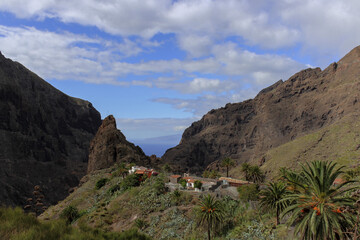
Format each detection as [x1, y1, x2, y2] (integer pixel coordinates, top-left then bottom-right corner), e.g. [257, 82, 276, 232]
[0, 52, 102, 208]
[87, 115, 150, 173]
[162, 46, 360, 175]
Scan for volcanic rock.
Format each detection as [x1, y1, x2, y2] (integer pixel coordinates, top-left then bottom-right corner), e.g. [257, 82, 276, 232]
[162, 46, 360, 174]
[87, 115, 150, 173]
[0, 52, 101, 208]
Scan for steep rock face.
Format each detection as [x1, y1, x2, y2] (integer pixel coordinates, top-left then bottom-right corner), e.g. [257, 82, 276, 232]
[87, 115, 150, 173]
[162, 46, 360, 174]
[0, 52, 102, 207]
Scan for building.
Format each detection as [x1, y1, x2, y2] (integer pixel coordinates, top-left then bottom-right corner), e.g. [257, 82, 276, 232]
[169, 175, 182, 184]
[219, 177, 252, 187]
[132, 166, 158, 179]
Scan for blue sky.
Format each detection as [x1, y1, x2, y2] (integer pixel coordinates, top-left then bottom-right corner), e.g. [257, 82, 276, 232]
[1, 0, 360, 155]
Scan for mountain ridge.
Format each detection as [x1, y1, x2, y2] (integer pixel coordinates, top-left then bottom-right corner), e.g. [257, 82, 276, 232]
[0, 52, 102, 208]
[162, 45, 360, 174]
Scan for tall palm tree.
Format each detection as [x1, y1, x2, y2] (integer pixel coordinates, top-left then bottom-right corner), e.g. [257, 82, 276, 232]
[241, 163, 251, 181]
[281, 160, 357, 240]
[221, 157, 235, 177]
[260, 181, 290, 225]
[248, 165, 265, 183]
[196, 194, 225, 240]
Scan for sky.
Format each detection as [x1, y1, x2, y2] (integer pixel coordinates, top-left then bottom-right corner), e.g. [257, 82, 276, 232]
[1, 0, 360, 155]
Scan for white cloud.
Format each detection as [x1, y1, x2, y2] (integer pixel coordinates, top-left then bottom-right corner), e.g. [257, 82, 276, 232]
[177, 34, 213, 58]
[116, 117, 197, 139]
[153, 88, 258, 117]
[0, 0, 299, 49]
[0, 25, 150, 84]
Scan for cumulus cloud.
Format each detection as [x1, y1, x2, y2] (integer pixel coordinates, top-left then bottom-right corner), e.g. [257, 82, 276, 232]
[1, 0, 360, 60]
[3, 0, 359, 121]
[0, 25, 151, 84]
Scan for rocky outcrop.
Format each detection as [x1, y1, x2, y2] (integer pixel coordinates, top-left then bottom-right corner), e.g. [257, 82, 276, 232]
[87, 115, 150, 173]
[162, 46, 360, 174]
[0, 52, 102, 208]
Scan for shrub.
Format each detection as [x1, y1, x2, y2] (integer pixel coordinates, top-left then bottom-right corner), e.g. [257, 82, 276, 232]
[120, 174, 141, 191]
[134, 218, 148, 230]
[60, 205, 80, 224]
[179, 179, 187, 188]
[108, 184, 120, 194]
[237, 184, 259, 202]
[194, 180, 202, 189]
[153, 175, 166, 195]
[95, 178, 109, 189]
[0, 207, 152, 240]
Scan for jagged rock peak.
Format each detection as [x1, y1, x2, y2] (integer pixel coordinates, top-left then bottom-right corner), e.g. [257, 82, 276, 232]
[98, 115, 120, 134]
[87, 115, 149, 173]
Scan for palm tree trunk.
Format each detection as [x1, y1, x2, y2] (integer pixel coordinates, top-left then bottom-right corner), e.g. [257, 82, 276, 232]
[208, 226, 211, 240]
[226, 166, 229, 177]
[276, 207, 280, 225]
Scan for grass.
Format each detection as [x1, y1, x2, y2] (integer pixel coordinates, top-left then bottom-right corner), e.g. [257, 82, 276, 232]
[0, 207, 151, 240]
[231, 113, 360, 179]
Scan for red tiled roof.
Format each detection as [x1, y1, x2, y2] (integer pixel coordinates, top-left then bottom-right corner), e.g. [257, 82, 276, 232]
[219, 177, 251, 184]
[170, 175, 181, 178]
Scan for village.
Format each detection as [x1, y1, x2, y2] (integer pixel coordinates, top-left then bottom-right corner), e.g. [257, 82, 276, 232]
[129, 165, 253, 199]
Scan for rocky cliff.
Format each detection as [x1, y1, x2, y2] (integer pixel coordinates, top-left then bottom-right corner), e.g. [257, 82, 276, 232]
[0, 52, 102, 208]
[87, 115, 150, 173]
[162, 46, 360, 174]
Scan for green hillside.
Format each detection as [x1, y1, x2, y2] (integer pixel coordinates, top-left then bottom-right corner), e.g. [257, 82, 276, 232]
[256, 113, 360, 178]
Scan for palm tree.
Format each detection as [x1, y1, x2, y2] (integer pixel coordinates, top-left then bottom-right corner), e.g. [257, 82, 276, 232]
[281, 161, 357, 240]
[280, 167, 305, 193]
[196, 194, 224, 240]
[221, 157, 235, 177]
[117, 162, 129, 178]
[248, 165, 265, 183]
[260, 181, 290, 225]
[241, 163, 251, 181]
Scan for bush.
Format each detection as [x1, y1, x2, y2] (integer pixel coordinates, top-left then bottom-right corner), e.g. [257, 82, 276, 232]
[179, 179, 187, 188]
[108, 184, 121, 194]
[120, 174, 141, 191]
[0, 207, 152, 240]
[60, 205, 80, 224]
[134, 218, 148, 230]
[153, 175, 166, 195]
[95, 178, 109, 189]
[194, 180, 202, 189]
[237, 184, 259, 202]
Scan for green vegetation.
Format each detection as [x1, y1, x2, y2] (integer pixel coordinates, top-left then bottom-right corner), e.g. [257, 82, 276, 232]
[237, 184, 259, 202]
[202, 170, 220, 179]
[60, 205, 80, 224]
[36, 159, 360, 239]
[195, 194, 224, 240]
[0, 207, 151, 240]
[281, 161, 357, 239]
[179, 178, 187, 188]
[241, 163, 265, 183]
[95, 178, 109, 189]
[221, 157, 235, 177]
[194, 180, 202, 189]
[256, 114, 360, 179]
[260, 181, 289, 225]
[114, 163, 129, 178]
